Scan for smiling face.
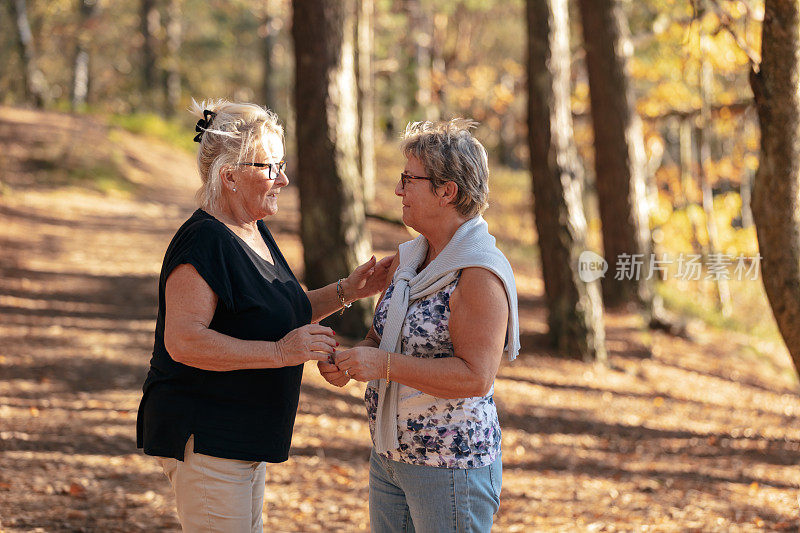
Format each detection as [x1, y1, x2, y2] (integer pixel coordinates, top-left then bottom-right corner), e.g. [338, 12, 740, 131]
[396, 155, 440, 232]
[230, 133, 287, 220]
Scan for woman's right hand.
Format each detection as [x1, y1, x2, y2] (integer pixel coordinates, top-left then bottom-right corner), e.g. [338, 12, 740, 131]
[276, 324, 337, 366]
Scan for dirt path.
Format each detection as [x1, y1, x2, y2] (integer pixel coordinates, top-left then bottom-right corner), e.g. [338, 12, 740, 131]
[0, 107, 799, 532]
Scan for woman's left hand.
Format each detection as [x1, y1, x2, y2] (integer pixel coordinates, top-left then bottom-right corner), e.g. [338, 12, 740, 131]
[317, 360, 350, 387]
[343, 254, 395, 302]
[334, 346, 387, 382]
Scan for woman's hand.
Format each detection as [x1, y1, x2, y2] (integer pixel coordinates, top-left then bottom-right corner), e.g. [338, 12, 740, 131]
[276, 324, 337, 366]
[333, 346, 387, 382]
[343, 254, 395, 302]
[317, 360, 350, 387]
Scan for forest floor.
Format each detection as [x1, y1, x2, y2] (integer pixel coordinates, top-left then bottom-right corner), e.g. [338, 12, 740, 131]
[0, 106, 798, 532]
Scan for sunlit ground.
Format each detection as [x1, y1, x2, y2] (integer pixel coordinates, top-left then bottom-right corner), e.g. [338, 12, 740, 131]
[0, 108, 797, 531]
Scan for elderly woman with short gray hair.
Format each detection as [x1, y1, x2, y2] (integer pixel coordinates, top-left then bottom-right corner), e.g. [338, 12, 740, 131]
[319, 119, 520, 532]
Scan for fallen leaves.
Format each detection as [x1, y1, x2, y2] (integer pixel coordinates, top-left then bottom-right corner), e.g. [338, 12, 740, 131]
[0, 108, 798, 532]
[68, 482, 86, 498]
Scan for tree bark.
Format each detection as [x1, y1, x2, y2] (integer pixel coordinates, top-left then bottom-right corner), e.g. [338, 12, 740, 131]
[356, 0, 376, 206]
[71, 0, 99, 110]
[750, 0, 800, 379]
[527, 0, 606, 361]
[292, 0, 374, 336]
[8, 0, 49, 107]
[577, 0, 653, 311]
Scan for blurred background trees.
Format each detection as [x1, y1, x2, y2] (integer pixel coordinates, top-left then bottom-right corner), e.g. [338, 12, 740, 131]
[1, 0, 797, 376]
[526, 0, 606, 362]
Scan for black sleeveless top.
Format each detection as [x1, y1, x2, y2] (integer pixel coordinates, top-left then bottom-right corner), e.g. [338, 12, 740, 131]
[136, 209, 312, 462]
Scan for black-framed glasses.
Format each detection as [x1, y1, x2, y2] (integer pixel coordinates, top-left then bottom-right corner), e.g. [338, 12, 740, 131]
[400, 171, 433, 189]
[240, 159, 286, 179]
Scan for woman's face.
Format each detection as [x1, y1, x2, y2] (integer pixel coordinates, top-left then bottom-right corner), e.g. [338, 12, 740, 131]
[231, 134, 287, 220]
[396, 155, 439, 231]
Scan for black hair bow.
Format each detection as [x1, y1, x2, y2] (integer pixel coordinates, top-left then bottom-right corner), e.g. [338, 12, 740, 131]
[194, 110, 217, 143]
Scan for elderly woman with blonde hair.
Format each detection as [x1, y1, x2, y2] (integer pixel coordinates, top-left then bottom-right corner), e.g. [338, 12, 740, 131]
[137, 99, 391, 532]
[320, 119, 520, 532]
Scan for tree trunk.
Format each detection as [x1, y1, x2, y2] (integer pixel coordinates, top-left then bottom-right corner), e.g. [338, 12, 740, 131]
[741, 118, 756, 230]
[678, 117, 704, 256]
[140, 0, 159, 108]
[750, 0, 800, 379]
[356, 0, 376, 207]
[696, 35, 732, 317]
[292, 0, 373, 337]
[526, 0, 606, 361]
[163, 0, 182, 115]
[432, 12, 448, 117]
[404, 0, 436, 119]
[71, 0, 98, 110]
[261, 0, 278, 110]
[8, 0, 49, 107]
[577, 0, 653, 312]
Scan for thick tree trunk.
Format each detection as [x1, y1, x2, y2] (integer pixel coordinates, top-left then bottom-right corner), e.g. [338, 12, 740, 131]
[527, 0, 606, 361]
[292, 0, 373, 336]
[577, 0, 653, 312]
[163, 0, 182, 115]
[8, 0, 49, 107]
[750, 0, 800, 379]
[71, 0, 99, 109]
[356, 0, 376, 206]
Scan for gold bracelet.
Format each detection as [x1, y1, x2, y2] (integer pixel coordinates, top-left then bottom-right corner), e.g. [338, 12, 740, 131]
[336, 278, 351, 315]
[386, 351, 391, 383]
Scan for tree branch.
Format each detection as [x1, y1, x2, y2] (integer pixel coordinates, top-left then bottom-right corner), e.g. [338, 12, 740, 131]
[706, 0, 762, 68]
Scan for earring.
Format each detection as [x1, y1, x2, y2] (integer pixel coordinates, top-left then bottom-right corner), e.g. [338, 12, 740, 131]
[233, 187, 237, 192]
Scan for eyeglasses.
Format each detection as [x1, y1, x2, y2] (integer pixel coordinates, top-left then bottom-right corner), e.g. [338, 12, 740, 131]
[400, 171, 433, 190]
[240, 159, 286, 180]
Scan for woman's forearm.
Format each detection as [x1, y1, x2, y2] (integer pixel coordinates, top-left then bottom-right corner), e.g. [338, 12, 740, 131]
[306, 281, 353, 323]
[356, 329, 489, 398]
[166, 326, 283, 372]
[387, 352, 492, 399]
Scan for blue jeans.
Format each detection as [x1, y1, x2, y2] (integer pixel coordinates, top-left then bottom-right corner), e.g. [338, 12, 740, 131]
[369, 449, 502, 533]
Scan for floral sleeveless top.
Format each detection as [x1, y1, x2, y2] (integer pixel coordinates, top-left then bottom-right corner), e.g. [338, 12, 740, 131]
[365, 271, 501, 469]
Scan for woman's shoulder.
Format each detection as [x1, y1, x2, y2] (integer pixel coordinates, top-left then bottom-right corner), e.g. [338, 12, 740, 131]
[164, 210, 234, 264]
[182, 209, 226, 234]
[451, 267, 506, 304]
[459, 266, 503, 281]
[174, 210, 232, 245]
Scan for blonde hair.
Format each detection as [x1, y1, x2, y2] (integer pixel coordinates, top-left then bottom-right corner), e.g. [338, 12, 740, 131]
[189, 98, 284, 212]
[401, 118, 489, 218]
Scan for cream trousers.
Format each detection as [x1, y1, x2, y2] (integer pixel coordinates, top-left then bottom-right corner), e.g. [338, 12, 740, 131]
[158, 435, 267, 533]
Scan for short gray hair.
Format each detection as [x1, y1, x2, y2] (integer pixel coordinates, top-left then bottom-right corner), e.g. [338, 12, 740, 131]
[189, 98, 284, 212]
[401, 118, 489, 218]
